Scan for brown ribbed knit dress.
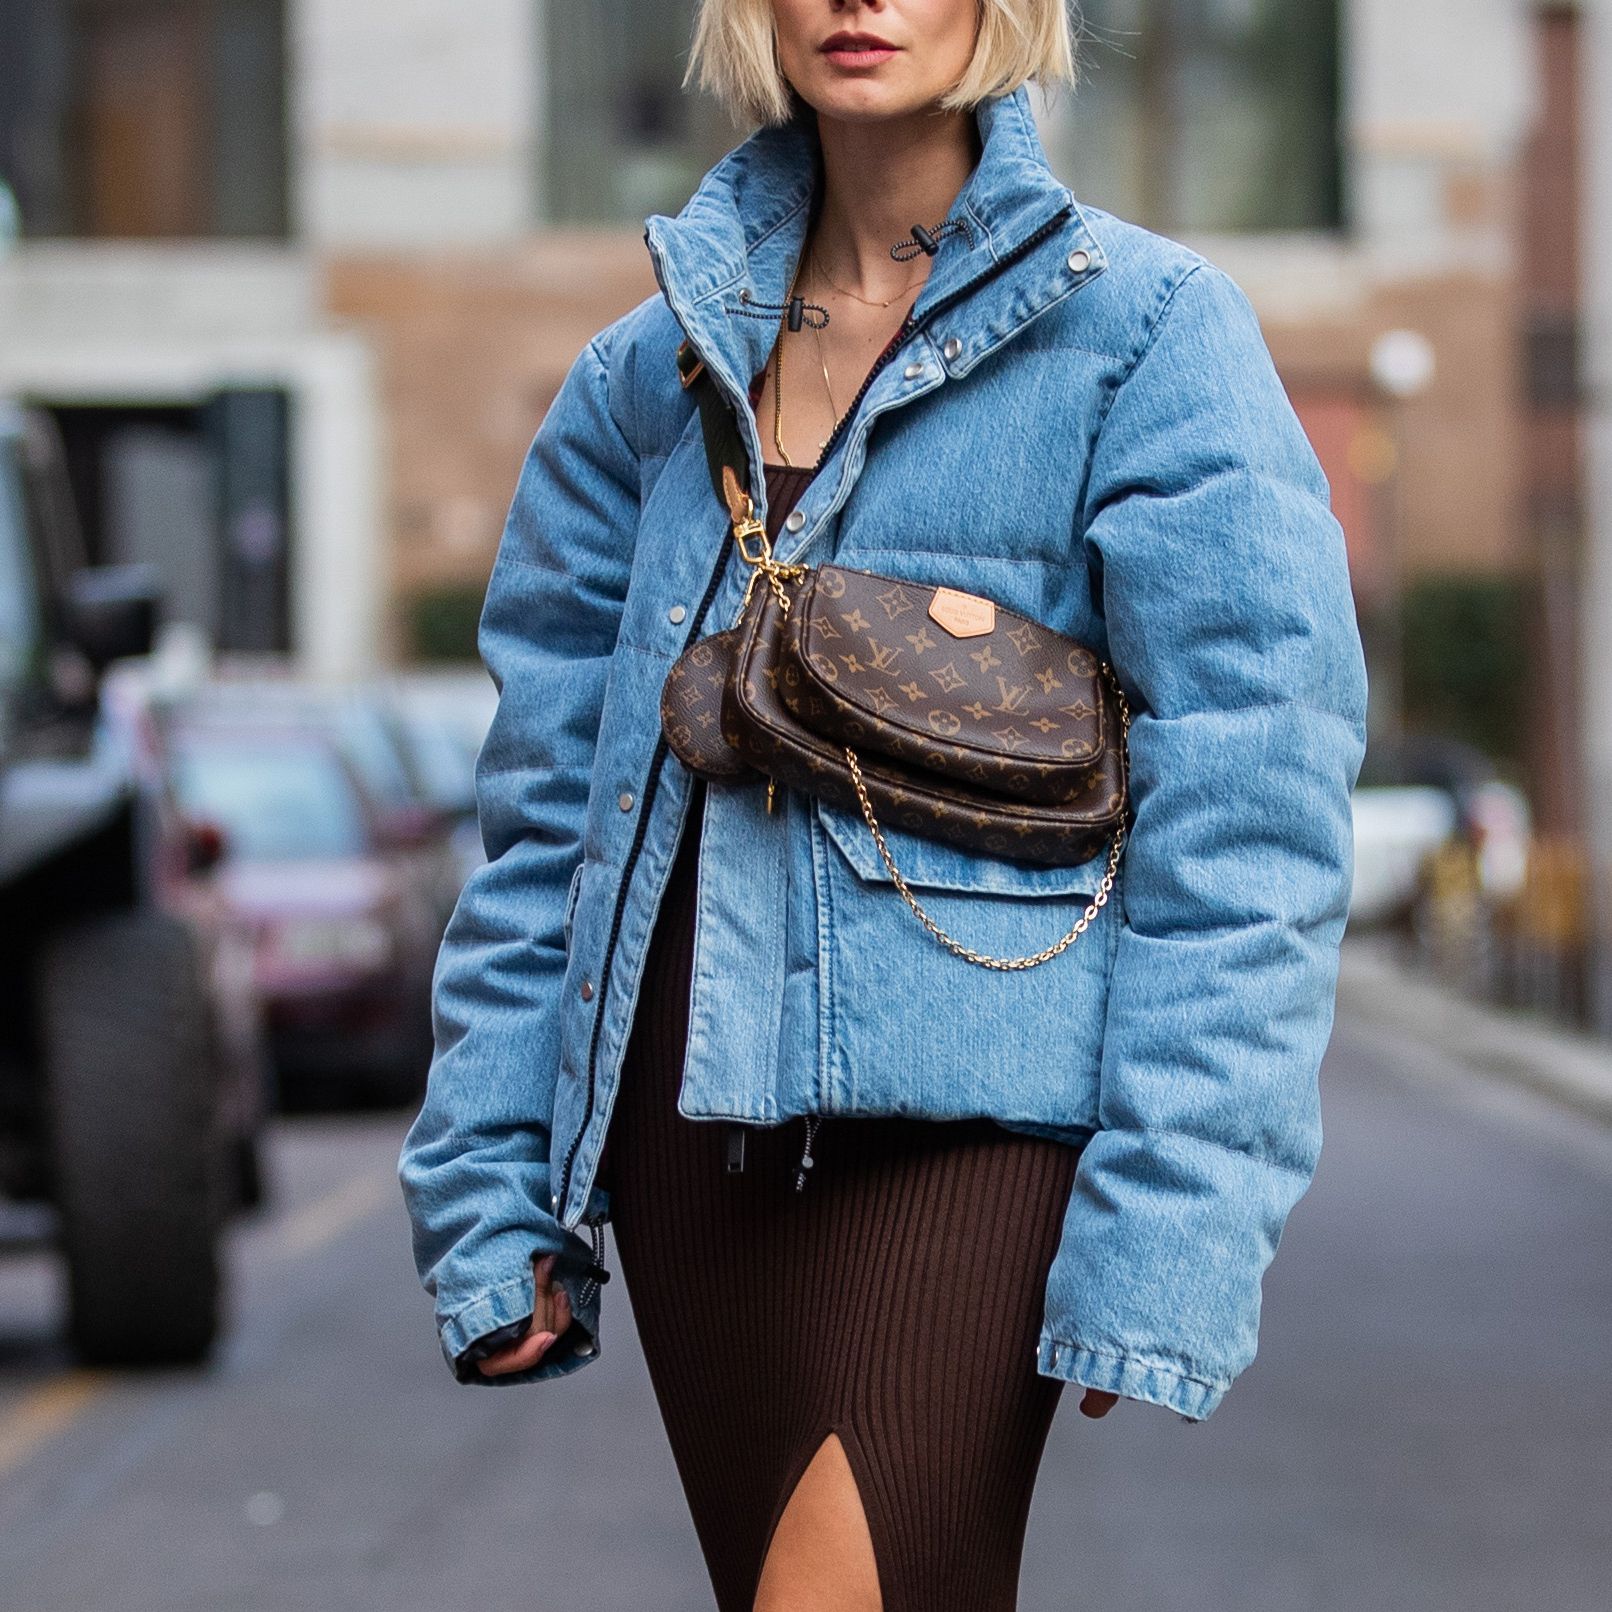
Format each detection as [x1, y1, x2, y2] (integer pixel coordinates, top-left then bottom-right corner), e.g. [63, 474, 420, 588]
[594, 458, 1088, 1612]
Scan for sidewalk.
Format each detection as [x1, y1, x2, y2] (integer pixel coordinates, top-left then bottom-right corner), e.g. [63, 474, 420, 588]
[1337, 934, 1612, 1125]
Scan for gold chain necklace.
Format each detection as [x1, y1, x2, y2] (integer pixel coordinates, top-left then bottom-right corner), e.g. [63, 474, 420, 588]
[771, 240, 922, 466]
[771, 258, 839, 467]
[812, 248, 929, 309]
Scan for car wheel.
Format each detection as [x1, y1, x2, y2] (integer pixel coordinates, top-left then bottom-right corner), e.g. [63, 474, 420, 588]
[36, 910, 227, 1367]
[232, 1130, 269, 1214]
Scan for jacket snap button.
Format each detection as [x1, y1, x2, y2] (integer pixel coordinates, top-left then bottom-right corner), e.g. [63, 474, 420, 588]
[942, 336, 962, 361]
[667, 603, 686, 624]
[902, 361, 925, 380]
[574, 1337, 596, 1357]
[784, 510, 806, 532]
[1067, 248, 1091, 273]
[618, 791, 634, 811]
[580, 979, 594, 1001]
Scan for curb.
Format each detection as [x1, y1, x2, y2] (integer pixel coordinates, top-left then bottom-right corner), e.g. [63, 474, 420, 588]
[1336, 935, 1612, 1126]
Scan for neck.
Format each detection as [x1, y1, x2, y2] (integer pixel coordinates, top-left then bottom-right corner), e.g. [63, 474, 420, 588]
[807, 106, 980, 297]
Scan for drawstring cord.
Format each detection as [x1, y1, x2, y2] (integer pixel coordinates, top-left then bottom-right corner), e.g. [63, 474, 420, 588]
[722, 214, 975, 329]
[576, 1218, 610, 1310]
[794, 1114, 822, 1192]
[730, 287, 830, 331]
[890, 215, 977, 260]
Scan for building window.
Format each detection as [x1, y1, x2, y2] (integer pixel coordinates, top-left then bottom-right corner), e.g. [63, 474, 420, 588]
[543, 0, 734, 225]
[535, 0, 1345, 234]
[1051, 0, 1343, 233]
[0, 0, 288, 240]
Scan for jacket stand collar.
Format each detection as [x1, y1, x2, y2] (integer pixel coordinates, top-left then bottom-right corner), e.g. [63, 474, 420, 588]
[643, 84, 1105, 415]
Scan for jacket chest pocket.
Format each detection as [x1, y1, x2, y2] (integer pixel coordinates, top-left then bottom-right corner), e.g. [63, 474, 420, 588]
[811, 798, 1118, 1129]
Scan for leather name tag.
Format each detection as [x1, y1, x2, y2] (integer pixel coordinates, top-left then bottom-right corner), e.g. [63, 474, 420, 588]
[928, 586, 996, 638]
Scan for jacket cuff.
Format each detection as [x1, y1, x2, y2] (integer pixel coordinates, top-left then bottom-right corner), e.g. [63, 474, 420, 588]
[438, 1253, 605, 1388]
[1036, 1332, 1226, 1422]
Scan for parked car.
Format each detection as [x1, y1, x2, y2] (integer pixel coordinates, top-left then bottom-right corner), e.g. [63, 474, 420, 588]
[164, 718, 442, 1103]
[0, 402, 266, 1367]
[190, 674, 467, 927]
[102, 663, 275, 1203]
[1350, 732, 1531, 927]
[386, 669, 498, 886]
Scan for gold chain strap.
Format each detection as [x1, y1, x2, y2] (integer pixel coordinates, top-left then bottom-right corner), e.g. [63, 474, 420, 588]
[841, 673, 1129, 970]
[727, 489, 1132, 965]
[729, 493, 807, 816]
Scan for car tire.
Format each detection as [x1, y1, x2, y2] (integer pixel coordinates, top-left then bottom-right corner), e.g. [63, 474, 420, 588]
[36, 909, 227, 1367]
[232, 1130, 268, 1214]
[368, 1013, 434, 1110]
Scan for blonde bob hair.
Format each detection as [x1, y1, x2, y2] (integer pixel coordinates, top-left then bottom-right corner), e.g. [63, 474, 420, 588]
[686, 0, 1080, 127]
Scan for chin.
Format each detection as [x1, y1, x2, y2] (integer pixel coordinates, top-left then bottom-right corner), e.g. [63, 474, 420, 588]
[796, 73, 936, 125]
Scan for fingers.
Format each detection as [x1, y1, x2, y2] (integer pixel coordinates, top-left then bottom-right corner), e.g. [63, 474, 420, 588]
[537, 1251, 573, 1336]
[1078, 1389, 1119, 1419]
[477, 1327, 557, 1377]
[532, 1249, 555, 1310]
[475, 1252, 574, 1378]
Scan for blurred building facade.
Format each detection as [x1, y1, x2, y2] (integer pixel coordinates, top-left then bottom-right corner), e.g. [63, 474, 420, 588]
[0, 0, 1578, 735]
[1583, 0, 1612, 1023]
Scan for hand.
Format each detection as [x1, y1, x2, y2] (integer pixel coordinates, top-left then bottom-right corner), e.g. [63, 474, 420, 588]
[1078, 1389, 1119, 1419]
[476, 1252, 573, 1377]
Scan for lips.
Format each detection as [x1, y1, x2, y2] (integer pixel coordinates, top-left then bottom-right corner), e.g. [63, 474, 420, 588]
[819, 30, 899, 67]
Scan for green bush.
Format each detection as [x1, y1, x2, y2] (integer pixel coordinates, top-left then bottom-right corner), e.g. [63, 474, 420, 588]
[406, 583, 488, 664]
[1399, 575, 1530, 769]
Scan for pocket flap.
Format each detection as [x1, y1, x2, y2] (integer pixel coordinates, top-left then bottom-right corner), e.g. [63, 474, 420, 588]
[814, 797, 1110, 896]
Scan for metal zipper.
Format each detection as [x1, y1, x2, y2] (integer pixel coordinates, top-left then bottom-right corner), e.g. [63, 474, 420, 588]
[557, 202, 1077, 1220]
[812, 311, 921, 470]
[812, 202, 1076, 471]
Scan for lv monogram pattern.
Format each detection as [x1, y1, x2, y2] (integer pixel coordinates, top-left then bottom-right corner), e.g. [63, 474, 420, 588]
[786, 565, 1108, 807]
[661, 627, 751, 780]
[659, 566, 1126, 869]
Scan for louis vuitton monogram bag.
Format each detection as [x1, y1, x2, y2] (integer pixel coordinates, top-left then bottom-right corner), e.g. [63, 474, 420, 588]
[657, 342, 1131, 970]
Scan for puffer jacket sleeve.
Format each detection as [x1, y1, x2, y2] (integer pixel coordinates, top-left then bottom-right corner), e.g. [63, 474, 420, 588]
[397, 328, 639, 1385]
[1043, 261, 1369, 1420]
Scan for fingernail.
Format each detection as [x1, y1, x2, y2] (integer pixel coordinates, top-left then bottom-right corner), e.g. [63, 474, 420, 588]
[534, 1331, 555, 1352]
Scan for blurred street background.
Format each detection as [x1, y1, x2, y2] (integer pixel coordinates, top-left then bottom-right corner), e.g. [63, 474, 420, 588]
[1, 2, 1611, 1608]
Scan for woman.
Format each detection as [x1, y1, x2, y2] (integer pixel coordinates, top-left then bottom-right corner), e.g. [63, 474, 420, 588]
[399, 1, 1368, 1606]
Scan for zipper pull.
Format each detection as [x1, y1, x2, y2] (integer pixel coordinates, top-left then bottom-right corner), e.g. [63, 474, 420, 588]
[576, 1218, 610, 1309]
[794, 1114, 821, 1192]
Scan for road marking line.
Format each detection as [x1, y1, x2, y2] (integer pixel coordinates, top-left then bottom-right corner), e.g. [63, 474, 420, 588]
[0, 1371, 108, 1481]
[0, 1169, 397, 1479]
[274, 1170, 395, 1259]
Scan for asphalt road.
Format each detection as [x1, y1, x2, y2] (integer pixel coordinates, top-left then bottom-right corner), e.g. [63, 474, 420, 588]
[1, 1003, 1608, 1611]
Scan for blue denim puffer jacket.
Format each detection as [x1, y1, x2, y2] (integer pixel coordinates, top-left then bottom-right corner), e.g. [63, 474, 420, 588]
[398, 83, 1368, 1421]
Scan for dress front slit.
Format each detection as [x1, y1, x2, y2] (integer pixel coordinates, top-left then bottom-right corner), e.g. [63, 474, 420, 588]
[595, 458, 1086, 1611]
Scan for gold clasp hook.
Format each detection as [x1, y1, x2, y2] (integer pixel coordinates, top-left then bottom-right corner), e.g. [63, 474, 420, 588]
[732, 512, 770, 567]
